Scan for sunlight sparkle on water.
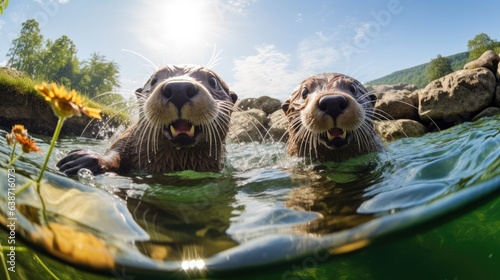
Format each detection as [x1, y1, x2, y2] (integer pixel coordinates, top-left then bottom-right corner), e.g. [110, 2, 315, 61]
[181, 259, 206, 271]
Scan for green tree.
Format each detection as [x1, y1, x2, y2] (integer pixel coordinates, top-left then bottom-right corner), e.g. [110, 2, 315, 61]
[6, 19, 44, 77]
[39, 35, 79, 87]
[0, 0, 10, 15]
[77, 52, 120, 99]
[427, 55, 453, 81]
[7, 19, 121, 102]
[467, 33, 500, 61]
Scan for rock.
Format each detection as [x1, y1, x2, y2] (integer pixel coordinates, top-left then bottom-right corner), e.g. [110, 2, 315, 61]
[418, 67, 496, 121]
[472, 107, 500, 121]
[374, 119, 427, 142]
[497, 62, 500, 81]
[227, 109, 267, 143]
[496, 84, 500, 106]
[365, 83, 418, 99]
[463, 50, 500, 74]
[375, 89, 419, 120]
[236, 96, 282, 115]
[266, 110, 289, 142]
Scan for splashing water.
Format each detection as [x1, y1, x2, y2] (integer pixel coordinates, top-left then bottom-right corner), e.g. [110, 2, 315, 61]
[0, 115, 499, 279]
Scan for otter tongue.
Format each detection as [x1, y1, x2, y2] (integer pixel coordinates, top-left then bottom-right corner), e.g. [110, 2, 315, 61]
[170, 121, 195, 137]
[327, 128, 346, 140]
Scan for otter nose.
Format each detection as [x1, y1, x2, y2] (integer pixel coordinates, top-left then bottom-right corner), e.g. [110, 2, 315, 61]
[318, 95, 348, 119]
[161, 81, 198, 109]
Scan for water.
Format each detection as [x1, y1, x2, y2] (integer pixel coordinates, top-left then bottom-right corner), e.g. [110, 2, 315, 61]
[0, 115, 499, 279]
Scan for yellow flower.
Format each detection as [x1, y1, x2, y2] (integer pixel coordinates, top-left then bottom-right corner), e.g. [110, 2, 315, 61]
[12, 124, 28, 137]
[34, 82, 102, 119]
[6, 124, 29, 146]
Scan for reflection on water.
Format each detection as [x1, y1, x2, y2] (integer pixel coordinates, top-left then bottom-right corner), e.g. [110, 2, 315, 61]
[0, 115, 499, 277]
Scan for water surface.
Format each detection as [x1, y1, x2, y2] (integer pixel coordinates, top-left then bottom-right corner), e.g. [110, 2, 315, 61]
[0, 115, 499, 279]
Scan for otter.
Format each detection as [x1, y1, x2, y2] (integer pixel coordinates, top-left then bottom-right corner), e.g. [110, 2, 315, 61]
[57, 65, 238, 175]
[281, 73, 383, 162]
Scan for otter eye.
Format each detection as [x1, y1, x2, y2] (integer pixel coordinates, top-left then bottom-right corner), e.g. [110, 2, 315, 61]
[301, 87, 309, 99]
[150, 76, 158, 87]
[208, 76, 218, 89]
[348, 83, 357, 95]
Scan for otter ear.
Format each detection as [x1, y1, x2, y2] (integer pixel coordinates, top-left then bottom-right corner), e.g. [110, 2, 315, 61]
[229, 91, 238, 103]
[281, 99, 290, 114]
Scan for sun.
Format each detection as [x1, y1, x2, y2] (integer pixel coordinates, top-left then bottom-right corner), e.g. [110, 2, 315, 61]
[159, 0, 215, 48]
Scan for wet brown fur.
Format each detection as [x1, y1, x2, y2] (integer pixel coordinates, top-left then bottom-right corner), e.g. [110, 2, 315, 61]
[282, 73, 383, 162]
[57, 65, 237, 175]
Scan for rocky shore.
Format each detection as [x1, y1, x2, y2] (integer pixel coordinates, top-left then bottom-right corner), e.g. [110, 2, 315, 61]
[228, 50, 500, 143]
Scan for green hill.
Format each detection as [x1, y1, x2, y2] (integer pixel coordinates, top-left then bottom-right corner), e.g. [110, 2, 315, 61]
[366, 52, 470, 88]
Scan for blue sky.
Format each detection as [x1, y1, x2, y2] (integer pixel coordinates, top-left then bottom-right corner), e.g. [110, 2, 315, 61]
[1, 0, 499, 101]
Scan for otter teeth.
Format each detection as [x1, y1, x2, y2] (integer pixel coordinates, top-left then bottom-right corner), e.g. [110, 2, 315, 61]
[169, 122, 195, 137]
[327, 128, 347, 140]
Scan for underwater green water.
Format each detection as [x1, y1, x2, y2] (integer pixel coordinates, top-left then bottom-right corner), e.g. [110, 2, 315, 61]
[1, 115, 499, 279]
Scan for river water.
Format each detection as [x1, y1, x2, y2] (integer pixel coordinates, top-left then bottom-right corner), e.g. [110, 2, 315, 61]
[0, 115, 499, 279]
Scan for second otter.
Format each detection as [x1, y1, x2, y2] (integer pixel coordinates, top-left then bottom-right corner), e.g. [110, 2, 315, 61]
[57, 65, 238, 175]
[282, 73, 383, 162]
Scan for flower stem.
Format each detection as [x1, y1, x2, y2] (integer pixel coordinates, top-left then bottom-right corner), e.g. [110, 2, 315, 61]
[15, 180, 34, 196]
[6, 151, 24, 168]
[0, 241, 11, 280]
[36, 116, 65, 184]
[9, 142, 17, 163]
[33, 253, 60, 280]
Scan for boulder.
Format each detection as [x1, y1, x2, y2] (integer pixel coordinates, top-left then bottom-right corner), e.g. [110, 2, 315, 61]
[418, 67, 496, 121]
[365, 83, 418, 100]
[496, 84, 500, 106]
[227, 109, 267, 143]
[236, 96, 282, 115]
[472, 107, 500, 121]
[497, 61, 500, 81]
[374, 89, 419, 120]
[266, 110, 289, 142]
[463, 50, 500, 74]
[374, 119, 427, 142]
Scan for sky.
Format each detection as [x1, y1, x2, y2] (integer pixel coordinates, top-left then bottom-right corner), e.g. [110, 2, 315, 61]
[1, 0, 500, 101]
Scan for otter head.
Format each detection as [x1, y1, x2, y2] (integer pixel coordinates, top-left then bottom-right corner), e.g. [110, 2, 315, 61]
[136, 65, 238, 148]
[282, 73, 381, 162]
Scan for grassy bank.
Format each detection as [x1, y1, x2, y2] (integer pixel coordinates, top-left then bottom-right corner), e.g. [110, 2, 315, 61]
[0, 67, 130, 123]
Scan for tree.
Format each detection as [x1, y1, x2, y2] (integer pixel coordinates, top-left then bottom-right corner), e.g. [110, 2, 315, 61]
[467, 33, 500, 61]
[77, 52, 120, 99]
[427, 55, 453, 81]
[0, 0, 10, 15]
[7, 19, 121, 101]
[6, 19, 44, 77]
[39, 35, 79, 87]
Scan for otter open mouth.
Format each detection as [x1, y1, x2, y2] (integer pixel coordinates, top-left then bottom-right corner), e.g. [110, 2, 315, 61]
[164, 119, 200, 146]
[321, 127, 350, 148]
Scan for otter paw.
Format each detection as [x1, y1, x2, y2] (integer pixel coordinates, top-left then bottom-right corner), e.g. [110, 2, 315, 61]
[57, 149, 106, 175]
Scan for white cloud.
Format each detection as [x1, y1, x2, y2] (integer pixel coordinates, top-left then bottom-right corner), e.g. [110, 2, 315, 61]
[33, 0, 70, 3]
[231, 44, 300, 101]
[297, 32, 341, 73]
[354, 22, 372, 45]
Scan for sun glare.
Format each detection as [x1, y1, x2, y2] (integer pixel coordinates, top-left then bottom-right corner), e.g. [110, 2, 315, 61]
[160, 0, 214, 48]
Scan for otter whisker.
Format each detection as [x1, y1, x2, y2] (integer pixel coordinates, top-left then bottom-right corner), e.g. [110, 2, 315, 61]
[122, 49, 159, 70]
